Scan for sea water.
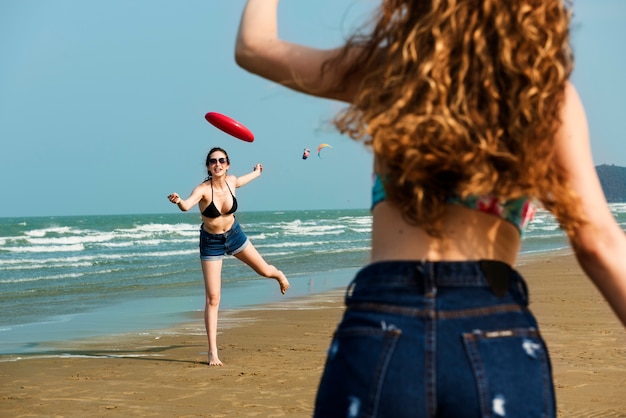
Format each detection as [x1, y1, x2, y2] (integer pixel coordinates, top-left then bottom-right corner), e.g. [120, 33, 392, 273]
[1, 206, 625, 355]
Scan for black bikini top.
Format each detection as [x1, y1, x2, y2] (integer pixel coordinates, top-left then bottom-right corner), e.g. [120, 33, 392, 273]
[202, 180, 238, 218]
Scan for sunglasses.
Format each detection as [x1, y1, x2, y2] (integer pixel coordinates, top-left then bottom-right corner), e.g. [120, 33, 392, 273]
[209, 157, 227, 165]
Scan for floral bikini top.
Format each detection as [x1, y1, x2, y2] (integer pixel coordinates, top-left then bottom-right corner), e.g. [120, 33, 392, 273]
[372, 174, 535, 234]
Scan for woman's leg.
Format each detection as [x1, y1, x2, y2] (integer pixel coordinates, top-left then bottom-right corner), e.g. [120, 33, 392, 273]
[201, 259, 223, 366]
[234, 242, 290, 294]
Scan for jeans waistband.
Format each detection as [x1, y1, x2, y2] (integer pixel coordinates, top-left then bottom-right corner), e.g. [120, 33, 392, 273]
[353, 260, 525, 297]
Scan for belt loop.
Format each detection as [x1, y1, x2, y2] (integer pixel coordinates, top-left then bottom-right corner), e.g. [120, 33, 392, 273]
[415, 262, 426, 294]
[415, 262, 425, 276]
[423, 262, 436, 297]
[515, 273, 529, 305]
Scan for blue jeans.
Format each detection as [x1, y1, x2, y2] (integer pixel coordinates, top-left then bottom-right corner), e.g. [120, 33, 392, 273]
[199, 219, 250, 261]
[314, 261, 555, 418]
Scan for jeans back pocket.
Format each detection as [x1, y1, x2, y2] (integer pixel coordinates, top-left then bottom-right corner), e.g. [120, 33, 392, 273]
[463, 327, 555, 417]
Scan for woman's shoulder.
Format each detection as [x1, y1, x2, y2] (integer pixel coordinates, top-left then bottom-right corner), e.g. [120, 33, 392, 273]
[193, 180, 211, 194]
[226, 175, 238, 189]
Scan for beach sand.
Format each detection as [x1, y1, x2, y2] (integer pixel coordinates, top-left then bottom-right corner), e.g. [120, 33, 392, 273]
[1, 252, 625, 417]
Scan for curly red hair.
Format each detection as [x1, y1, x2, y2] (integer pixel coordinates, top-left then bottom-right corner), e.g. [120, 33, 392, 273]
[325, 0, 582, 237]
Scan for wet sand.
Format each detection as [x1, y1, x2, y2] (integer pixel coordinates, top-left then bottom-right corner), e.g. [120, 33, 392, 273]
[1, 251, 624, 417]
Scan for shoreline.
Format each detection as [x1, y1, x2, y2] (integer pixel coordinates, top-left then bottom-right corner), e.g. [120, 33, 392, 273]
[1, 252, 625, 417]
[0, 249, 568, 357]
[0, 267, 359, 357]
[0, 289, 347, 364]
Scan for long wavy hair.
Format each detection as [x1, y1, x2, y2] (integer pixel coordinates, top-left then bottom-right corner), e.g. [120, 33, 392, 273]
[324, 0, 583, 237]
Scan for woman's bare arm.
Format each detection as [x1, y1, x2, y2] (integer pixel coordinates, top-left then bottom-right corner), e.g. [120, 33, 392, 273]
[554, 82, 626, 327]
[235, 0, 360, 102]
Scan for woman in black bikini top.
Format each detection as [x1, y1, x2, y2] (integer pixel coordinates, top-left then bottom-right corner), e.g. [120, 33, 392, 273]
[167, 147, 289, 366]
[202, 180, 238, 218]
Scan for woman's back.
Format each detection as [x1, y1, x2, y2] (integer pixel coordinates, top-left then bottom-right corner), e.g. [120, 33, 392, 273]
[371, 202, 522, 265]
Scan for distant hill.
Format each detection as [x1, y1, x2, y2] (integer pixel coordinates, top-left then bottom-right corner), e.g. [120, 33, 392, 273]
[596, 164, 626, 203]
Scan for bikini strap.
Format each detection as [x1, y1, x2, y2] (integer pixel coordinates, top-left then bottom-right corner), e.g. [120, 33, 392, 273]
[225, 180, 234, 197]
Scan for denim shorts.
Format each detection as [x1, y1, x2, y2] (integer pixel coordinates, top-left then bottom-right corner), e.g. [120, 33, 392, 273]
[314, 260, 555, 418]
[199, 219, 250, 261]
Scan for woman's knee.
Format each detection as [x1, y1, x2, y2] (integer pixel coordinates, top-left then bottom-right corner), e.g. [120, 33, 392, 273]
[206, 292, 221, 306]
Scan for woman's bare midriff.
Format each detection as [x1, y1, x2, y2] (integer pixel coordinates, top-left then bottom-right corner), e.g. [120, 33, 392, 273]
[370, 203, 522, 266]
[201, 213, 236, 234]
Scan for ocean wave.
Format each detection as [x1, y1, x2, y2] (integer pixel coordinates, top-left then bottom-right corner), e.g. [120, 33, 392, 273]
[349, 228, 372, 233]
[100, 237, 194, 248]
[26, 232, 117, 246]
[255, 237, 370, 250]
[0, 353, 168, 363]
[255, 251, 292, 257]
[609, 203, 626, 213]
[338, 216, 372, 226]
[12, 222, 200, 247]
[3, 244, 85, 253]
[122, 222, 198, 233]
[258, 240, 337, 249]
[285, 228, 345, 237]
[25, 226, 73, 237]
[526, 224, 562, 233]
[0, 271, 84, 284]
[524, 233, 566, 241]
[313, 246, 370, 255]
[116, 223, 199, 239]
[270, 219, 345, 232]
[99, 241, 135, 248]
[0, 255, 94, 266]
[0, 249, 196, 272]
[1, 261, 93, 271]
[519, 245, 570, 255]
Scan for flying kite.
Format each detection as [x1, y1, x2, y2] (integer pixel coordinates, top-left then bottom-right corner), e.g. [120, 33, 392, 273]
[317, 143, 333, 158]
[302, 148, 311, 160]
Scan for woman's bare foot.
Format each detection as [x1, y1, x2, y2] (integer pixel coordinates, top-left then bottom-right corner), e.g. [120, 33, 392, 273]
[277, 271, 290, 294]
[208, 352, 223, 366]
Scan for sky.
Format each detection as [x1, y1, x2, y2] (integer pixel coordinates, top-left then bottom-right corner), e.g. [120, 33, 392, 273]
[1, 1, 625, 218]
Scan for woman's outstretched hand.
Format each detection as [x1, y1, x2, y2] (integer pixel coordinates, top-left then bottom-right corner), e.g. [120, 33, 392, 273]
[167, 193, 181, 204]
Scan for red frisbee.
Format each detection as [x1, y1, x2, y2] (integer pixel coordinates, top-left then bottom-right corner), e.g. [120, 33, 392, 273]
[204, 112, 254, 142]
